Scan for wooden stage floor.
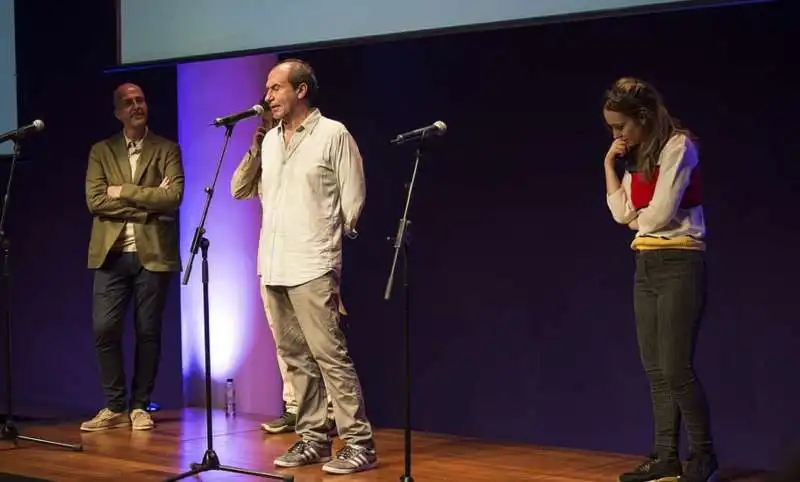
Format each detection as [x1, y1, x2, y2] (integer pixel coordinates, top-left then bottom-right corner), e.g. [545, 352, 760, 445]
[0, 408, 768, 481]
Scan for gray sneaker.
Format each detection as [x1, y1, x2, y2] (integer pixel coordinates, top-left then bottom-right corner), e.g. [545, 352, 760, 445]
[261, 411, 297, 434]
[322, 444, 379, 474]
[274, 440, 332, 468]
[80, 408, 130, 432]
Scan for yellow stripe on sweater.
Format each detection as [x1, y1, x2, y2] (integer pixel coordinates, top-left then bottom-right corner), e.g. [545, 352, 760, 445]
[631, 235, 706, 252]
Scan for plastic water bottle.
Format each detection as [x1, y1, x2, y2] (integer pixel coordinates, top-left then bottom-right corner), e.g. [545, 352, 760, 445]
[224, 378, 236, 417]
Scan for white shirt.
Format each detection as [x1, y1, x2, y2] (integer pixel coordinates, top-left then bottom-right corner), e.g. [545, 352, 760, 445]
[113, 130, 147, 252]
[258, 109, 366, 287]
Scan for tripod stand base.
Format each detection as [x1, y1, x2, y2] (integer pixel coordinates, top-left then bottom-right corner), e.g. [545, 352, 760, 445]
[164, 449, 293, 482]
[0, 420, 83, 451]
[400, 475, 415, 482]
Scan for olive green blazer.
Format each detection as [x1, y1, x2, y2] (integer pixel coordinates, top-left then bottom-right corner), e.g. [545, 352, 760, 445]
[85, 132, 184, 272]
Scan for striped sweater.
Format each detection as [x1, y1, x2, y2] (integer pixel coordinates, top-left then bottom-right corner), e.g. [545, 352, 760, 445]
[606, 133, 706, 251]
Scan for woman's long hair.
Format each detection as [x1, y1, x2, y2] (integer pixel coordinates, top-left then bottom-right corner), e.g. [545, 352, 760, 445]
[603, 77, 693, 180]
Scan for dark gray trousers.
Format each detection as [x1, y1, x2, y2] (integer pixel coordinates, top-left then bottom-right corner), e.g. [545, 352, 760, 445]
[633, 249, 714, 458]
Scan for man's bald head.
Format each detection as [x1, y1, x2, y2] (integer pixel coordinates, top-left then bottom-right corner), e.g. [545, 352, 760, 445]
[114, 83, 144, 109]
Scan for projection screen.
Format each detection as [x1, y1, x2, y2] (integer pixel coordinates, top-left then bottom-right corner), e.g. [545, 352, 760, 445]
[117, 0, 747, 66]
[0, 0, 18, 156]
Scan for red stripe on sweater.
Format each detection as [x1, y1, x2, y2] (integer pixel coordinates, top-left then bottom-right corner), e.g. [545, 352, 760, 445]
[630, 166, 701, 210]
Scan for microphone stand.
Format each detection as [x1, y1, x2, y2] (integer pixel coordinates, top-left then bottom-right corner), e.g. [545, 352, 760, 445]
[385, 133, 432, 482]
[165, 122, 291, 482]
[0, 139, 82, 451]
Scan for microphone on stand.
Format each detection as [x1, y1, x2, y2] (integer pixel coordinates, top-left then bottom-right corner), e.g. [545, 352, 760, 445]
[210, 105, 264, 127]
[390, 120, 447, 145]
[0, 120, 45, 144]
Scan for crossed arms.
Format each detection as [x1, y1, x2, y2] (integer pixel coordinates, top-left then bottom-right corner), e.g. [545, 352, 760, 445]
[85, 143, 185, 222]
[606, 135, 696, 234]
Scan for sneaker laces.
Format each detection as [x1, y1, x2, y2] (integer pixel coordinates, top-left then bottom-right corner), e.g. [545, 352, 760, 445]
[130, 409, 148, 419]
[287, 440, 311, 455]
[98, 408, 118, 420]
[634, 453, 659, 472]
[335, 445, 361, 460]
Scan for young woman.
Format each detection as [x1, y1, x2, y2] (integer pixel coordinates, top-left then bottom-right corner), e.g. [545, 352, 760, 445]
[603, 77, 717, 482]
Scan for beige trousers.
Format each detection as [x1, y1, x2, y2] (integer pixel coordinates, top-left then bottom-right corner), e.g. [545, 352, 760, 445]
[260, 284, 333, 416]
[262, 271, 373, 446]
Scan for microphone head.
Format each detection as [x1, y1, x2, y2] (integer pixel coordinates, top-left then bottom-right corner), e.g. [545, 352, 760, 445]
[433, 120, 447, 135]
[253, 104, 265, 115]
[33, 119, 45, 131]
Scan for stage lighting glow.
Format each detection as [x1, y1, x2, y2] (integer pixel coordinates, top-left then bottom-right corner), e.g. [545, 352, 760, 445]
[177, 54, 281, 414]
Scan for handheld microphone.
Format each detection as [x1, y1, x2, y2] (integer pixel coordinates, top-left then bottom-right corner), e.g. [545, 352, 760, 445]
[390, 120, 447, 145]
[211, 105, 264, 127]
[0, 120, 45, 144]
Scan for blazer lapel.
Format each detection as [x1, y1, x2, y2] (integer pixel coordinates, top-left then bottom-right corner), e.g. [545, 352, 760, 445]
[111, 135, 133, 184]
[133, 135, 157, 185]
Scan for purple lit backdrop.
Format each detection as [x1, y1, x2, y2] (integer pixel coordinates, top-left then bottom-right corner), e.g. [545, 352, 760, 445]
[177, 53, 281, 415]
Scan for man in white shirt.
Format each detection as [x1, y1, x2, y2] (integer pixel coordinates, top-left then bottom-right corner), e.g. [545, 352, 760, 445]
[241, 59, 377, 475]
[231, 103, 336, 436]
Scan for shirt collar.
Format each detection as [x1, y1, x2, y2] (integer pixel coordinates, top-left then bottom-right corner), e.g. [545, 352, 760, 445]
[124, 127, 149, 149]
[277, 108, 321, 135]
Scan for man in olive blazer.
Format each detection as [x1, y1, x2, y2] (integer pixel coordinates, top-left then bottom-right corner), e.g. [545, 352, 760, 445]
[81, 83, 184, 432]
